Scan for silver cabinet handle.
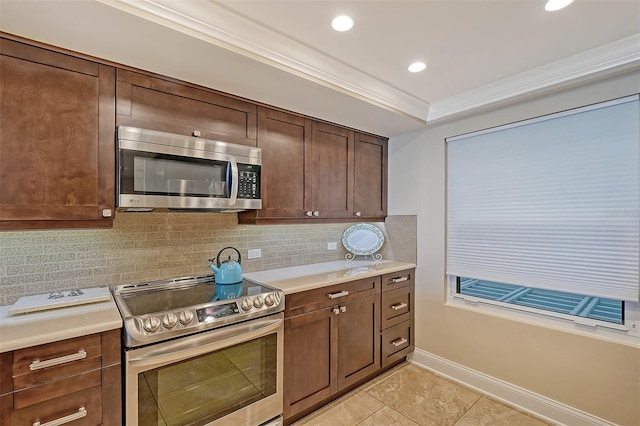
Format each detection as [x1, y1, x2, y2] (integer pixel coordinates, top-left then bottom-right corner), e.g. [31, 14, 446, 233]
[354, 211, 361, 217]
[391, 276, 409, 284]
[391, 302, 408, 311]
[332, 307, 340, 315]
[306, 211, 313, 217]
[339, 306, 347, 313]
[313, 211, 319, 217]
[29, 350, 86, 371]
[33, 406, 87, 426]
[391, 337, 408, 347]
[327, 290, 349, 299]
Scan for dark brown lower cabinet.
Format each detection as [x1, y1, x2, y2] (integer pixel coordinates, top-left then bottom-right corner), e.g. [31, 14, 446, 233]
[283, 270, 417, 424]
[0, 329, 122, 426]
[337, 294, 380, 389]
[380, 269, 415, 367]
[284, 291, 380, 420]
[284, 307, 338, 418]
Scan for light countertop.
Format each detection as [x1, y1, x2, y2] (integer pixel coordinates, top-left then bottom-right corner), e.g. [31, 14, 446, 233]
[0, 293, 122, 353]
[245, 260, 416, 294]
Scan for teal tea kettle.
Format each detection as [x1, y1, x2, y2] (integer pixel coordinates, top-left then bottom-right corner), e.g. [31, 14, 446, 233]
[208, 247, 243, 285]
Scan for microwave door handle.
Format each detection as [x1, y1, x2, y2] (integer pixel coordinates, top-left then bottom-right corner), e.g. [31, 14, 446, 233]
[228, 156, 239, 206]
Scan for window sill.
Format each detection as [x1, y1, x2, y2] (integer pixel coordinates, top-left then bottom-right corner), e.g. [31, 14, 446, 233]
[445, 296, 640, 348]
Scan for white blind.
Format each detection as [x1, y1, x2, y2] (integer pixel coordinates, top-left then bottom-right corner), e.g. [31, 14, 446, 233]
[446, 95, 640, 302]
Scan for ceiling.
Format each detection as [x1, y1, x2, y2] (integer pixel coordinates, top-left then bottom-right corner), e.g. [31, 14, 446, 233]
[1, 0, 639, 137]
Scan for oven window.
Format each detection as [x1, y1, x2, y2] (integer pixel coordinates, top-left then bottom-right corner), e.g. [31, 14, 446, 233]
[137, 333, 277, 426]
[120, 150, 228, 197]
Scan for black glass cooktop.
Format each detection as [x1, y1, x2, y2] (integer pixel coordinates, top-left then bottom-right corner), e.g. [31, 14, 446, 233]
[119, 277, 271, 316]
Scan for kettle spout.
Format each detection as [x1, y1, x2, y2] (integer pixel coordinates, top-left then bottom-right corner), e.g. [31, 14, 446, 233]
[208, 259, 219, 274]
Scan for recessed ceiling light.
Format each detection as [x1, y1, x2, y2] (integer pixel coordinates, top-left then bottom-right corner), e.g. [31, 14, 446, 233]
[545, 0, 574, 11]
[408, 62, 426, 73]
[332, 15, 353, 32]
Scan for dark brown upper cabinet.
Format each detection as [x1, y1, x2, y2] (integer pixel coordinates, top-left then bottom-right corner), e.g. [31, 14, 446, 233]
[0, 37, 116, 230]
[239, 107, 387, 224]
[354, 133, 388, 219]
[116, 69, 257, 146]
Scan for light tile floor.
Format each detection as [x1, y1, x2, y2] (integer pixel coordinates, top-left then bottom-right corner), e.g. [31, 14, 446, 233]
[293, 363, 551, 426]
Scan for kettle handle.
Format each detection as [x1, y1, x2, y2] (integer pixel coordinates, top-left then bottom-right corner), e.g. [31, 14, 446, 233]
[215, 247, 242, 267]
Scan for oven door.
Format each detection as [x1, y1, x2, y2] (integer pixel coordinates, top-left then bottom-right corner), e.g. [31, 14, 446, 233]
[125, 314, 283, 426]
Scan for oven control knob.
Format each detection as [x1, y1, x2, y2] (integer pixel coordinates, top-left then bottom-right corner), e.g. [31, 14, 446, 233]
[179, 310, 194, 325]
[163, 312, 178, 329]
[264, 293, 275, 307]
[143, 316, 161, 333]
[241, 298, 253, 311]
[253, 296, 265, 308]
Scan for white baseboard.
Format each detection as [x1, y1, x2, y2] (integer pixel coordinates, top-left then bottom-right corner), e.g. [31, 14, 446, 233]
[410, 349, 615, 426]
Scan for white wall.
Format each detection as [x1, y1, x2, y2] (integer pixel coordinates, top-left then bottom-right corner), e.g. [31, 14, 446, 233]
[388, 71, 640, 425]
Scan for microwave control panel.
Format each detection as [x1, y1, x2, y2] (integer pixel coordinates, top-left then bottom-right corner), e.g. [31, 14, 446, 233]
[238, 164, 261, 199]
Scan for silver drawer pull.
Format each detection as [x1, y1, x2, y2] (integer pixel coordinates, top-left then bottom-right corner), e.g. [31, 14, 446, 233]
[391, 302, 408, 311]
[33, 406, 87, 426]
[327, 290, 349, 299]
[391, 276, 409, 284]
[391, 337, 408, 347]
[29, 350, 87, 371]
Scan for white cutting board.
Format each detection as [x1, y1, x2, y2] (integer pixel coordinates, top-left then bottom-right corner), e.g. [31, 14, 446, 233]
[9, 287, 111, 315]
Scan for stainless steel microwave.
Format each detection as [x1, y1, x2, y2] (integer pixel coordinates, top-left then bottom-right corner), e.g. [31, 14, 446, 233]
[117, 126, 261, 212]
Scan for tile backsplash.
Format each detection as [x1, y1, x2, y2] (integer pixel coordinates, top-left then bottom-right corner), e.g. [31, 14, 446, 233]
[0, 214, 417, 305]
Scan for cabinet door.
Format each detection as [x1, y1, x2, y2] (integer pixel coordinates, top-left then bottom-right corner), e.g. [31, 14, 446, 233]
[0, 38, 115, 230]
[337, 293, 380, 390]
[116, 69, 257, 146]
[354, 133, 387, 219]
[248, 107, 311, 220]
[283, 307, 338, 419]
[309, 122, 354, 218]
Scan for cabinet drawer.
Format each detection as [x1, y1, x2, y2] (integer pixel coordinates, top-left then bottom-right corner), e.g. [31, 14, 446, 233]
[381, 320, 414, 367]
[13, 384, 102, 426]
[381, 285, 413, 329]
[381, 269, 414, 292]
[14, 370, 101, 411]
[13, 334, 102, 390]
[285, 276, 380, 317]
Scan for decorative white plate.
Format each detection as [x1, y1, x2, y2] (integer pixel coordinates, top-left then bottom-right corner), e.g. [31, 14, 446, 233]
[342, 223, 384, 256]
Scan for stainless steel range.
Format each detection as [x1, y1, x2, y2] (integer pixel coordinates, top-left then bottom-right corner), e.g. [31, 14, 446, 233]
[113, 275, 285, 426]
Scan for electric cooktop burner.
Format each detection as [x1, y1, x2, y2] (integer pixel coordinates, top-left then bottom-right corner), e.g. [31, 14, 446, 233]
[112, 275, 284, 348]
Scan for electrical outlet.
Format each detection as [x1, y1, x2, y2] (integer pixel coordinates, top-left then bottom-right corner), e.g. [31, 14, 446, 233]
[247, 248, 262, 259]
[327, 242, 338, 250]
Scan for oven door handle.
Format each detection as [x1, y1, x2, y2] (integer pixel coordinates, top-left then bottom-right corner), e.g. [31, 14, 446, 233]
[127, 314, 283, 370]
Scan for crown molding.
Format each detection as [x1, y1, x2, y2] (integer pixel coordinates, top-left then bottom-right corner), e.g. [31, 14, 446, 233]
[427, 34, 640, 123]
[98, 0, 429, 124]
[95, 1, 639, 127]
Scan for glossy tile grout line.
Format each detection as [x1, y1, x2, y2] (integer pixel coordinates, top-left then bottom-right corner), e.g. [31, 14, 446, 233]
[293, 362, 552, 426]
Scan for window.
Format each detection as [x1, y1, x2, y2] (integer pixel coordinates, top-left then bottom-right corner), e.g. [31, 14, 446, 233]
[446, 95, 639, 338]
[458, 278, 623, 325]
